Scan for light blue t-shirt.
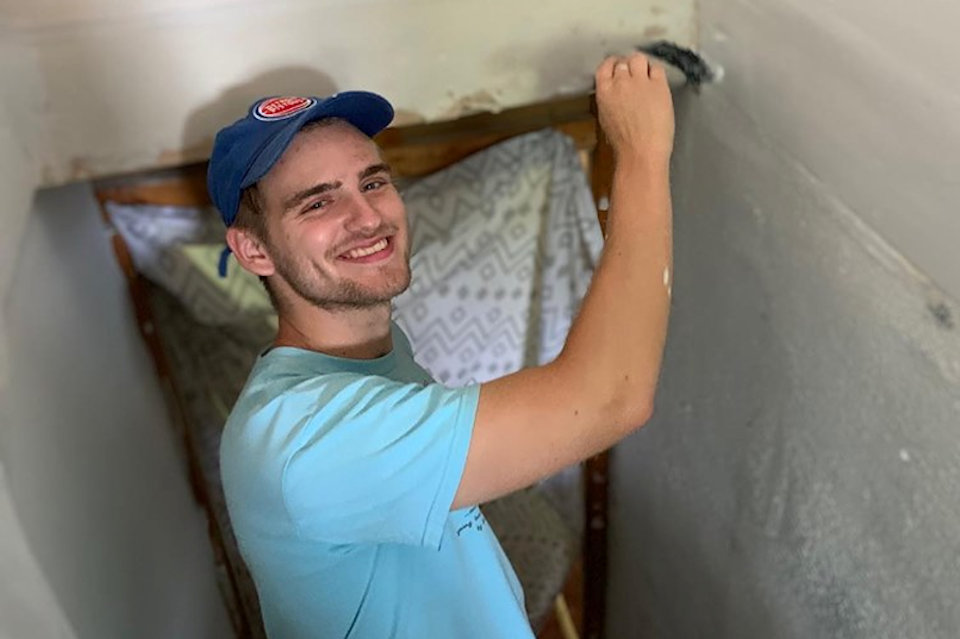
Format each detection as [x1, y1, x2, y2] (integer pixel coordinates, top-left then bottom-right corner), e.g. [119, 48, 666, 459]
[220, 323, 533, 639]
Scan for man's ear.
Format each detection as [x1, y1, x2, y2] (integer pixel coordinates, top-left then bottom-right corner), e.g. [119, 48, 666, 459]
[225, 227, 276, 277]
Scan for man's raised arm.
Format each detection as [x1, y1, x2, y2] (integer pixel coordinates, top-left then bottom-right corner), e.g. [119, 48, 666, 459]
[454, 52, 675, 509]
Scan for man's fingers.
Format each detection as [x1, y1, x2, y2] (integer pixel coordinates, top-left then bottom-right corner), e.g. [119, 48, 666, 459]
[599, 52, 666, 86]
[627, 52, 650, 78]
[596, 56, 619, 83]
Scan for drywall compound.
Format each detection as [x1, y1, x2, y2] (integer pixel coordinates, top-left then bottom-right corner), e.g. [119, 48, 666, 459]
[606, 1, 960, 636]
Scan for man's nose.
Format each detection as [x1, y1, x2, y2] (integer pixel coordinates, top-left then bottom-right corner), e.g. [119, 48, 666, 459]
[343, 191, 381, 233]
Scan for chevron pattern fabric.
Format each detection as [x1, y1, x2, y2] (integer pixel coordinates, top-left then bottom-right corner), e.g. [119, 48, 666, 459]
[107, 201, 275, 331]
[394, 128, 603, 388]
[392, 129, 603, 628]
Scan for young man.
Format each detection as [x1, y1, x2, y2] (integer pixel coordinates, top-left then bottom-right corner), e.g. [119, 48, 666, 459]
[208, 53, 674, 638]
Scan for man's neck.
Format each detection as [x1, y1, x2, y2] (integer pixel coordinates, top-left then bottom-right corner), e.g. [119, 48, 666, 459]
[273, 302, 394, 360]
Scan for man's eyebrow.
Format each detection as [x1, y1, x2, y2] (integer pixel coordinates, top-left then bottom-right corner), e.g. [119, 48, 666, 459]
[282, 180, 341, 212]
[359, 163, 392, 180]
[280, 164, 392, 213]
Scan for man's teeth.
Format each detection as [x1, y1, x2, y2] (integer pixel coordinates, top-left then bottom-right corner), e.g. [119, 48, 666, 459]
[345, 238, 388, 259]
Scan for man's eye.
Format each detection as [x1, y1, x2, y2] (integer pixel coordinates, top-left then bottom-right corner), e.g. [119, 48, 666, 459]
[363, 179, 387, 191]
[304, 200, 329, 213]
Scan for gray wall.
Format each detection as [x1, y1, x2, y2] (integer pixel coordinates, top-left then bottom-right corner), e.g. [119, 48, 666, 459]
[0, 183, 232, 639]
[606, 1, 960, 637]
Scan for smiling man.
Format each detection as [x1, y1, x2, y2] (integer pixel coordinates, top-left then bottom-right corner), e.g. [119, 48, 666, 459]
[209, 53, 674, 639]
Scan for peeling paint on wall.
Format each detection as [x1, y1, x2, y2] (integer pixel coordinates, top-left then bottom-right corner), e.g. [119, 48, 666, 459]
[440, 89, 503, 120]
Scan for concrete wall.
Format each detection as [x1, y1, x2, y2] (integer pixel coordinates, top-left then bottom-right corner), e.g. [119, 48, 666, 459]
[607, 0, 960, 637]
[0, 183, 233, 638]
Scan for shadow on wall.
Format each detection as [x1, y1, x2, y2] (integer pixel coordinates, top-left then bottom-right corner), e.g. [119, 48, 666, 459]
[181, 66, 340, 168]
[159, 67, 339, 205]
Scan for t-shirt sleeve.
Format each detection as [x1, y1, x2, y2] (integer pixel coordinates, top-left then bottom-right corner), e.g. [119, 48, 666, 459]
[279, 373, 480, 549]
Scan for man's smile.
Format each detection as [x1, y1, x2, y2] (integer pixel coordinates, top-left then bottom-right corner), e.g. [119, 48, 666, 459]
[338, 236, 394, 263]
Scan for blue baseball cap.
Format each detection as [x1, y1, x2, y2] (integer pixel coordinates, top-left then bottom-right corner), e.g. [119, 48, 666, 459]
[207, 91, 395, 228]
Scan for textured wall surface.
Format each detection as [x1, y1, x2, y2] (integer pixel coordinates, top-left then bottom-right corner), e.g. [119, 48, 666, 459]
[698, 0, 960, 306]
[0, 183, 233, 639]
[606, 1, 960, 636]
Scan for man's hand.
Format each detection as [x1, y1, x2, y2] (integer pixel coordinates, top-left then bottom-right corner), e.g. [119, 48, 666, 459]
[595, 53, 675, 167]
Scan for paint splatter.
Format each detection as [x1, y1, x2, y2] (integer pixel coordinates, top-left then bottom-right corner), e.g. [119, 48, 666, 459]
[928, 302, 954, 330]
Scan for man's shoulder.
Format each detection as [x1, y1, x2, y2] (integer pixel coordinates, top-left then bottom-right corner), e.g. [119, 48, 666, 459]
[219, 357, 374, 484]
[224, 347, 429, 441]
[229, 355, 374, 424]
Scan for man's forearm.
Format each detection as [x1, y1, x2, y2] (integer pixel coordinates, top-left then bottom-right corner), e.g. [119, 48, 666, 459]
[557, 155, 673, 430]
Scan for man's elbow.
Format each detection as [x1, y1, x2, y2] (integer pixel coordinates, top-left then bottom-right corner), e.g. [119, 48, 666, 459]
[627, 397, 655, 433]
[610, 391, 655, 436]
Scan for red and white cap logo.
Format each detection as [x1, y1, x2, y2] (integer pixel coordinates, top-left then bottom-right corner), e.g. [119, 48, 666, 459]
[253, 96, 316, 121]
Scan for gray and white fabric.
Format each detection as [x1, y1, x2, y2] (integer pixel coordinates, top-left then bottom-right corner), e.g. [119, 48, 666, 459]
[395, 128, 603, 531]
[106, 202, 275, 331]
[395, 128, 603, 388]
[394, 128, 603, 628]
